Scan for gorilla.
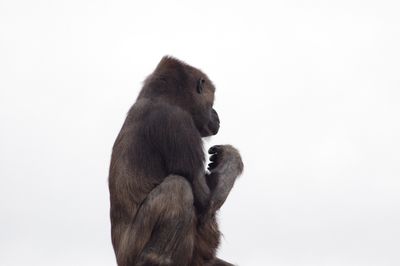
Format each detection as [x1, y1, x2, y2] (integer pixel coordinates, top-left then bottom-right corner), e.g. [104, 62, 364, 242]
[109, 56, 243, 266]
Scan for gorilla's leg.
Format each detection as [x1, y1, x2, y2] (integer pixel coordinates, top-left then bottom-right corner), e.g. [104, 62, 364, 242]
[191, 213, 220, 265]
[192, 216, 235, 266]
[117, 175, 195, 266]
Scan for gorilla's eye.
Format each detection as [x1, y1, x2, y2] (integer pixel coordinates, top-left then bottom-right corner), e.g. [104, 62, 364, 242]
[197, 78, 205, 94]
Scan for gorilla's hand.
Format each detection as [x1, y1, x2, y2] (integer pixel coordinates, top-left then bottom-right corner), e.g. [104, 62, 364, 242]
[206, 145, 243, 212]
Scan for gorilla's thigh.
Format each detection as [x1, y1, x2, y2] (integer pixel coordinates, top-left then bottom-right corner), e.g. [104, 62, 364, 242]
[132, 175, 196, 266]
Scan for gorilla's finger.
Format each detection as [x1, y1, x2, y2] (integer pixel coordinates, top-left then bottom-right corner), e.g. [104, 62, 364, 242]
[209, 154, 218, 162]
[208, 162, 217, 170]
[208, 145, 221, 154]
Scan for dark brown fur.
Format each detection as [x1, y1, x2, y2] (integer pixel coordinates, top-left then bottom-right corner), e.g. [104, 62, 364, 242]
[109, 56, 243, 266]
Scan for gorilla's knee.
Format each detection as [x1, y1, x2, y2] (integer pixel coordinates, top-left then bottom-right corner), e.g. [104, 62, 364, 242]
[164, 175, 193, 205]
[146, 175, 194, 218]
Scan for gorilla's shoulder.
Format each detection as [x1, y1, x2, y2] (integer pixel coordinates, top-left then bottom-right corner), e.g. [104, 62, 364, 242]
[128, 98, 191, 124]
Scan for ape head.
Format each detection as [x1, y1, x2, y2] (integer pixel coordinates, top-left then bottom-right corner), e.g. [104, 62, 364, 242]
[138, 56, 220, 137]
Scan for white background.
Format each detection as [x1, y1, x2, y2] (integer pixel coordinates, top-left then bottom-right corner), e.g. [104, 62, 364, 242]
[1, 1, 400, 265]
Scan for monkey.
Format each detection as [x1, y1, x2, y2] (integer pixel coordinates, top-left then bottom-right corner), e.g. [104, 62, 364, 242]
[108, 56, 243, 266]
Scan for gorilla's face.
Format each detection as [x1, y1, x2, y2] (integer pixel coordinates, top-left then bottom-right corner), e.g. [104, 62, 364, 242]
[193, 76, 220, 137]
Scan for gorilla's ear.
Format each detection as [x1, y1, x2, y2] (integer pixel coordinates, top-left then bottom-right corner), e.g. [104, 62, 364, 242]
[197, 78, 205, 94]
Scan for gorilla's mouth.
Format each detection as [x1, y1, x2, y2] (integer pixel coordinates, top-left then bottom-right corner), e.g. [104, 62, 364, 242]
[208, 120, 220, 135]
[201, 120, 219, 137]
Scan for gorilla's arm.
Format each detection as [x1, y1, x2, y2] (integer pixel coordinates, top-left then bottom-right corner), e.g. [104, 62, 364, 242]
[144, 102, 243, 214]
[145, 102, 211, 211]
[206, 145, 244, 213]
